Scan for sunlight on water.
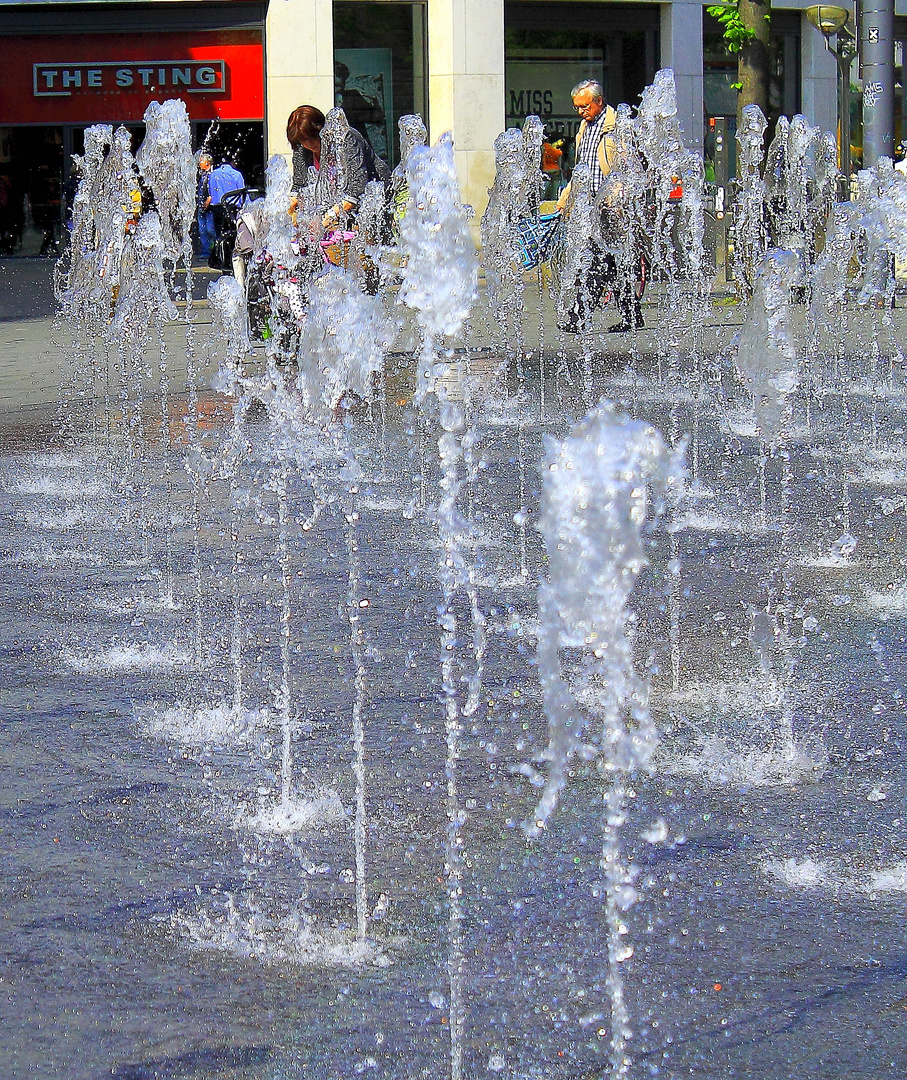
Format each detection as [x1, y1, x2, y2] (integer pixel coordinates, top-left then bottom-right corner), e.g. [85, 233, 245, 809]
[168, 895, 391, 969]
[62, 643, 194, 673]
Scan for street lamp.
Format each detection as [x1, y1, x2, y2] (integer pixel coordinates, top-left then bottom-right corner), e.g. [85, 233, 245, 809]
[805, 4, 857, 196]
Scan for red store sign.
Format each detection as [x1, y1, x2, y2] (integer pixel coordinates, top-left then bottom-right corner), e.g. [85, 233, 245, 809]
[1, 29, 263, 125]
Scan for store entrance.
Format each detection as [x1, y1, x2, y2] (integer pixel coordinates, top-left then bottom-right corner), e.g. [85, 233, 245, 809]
[0, 126, 63, 257]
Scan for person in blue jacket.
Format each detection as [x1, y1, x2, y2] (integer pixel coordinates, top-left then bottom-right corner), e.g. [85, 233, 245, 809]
[205, 156, 245, 267]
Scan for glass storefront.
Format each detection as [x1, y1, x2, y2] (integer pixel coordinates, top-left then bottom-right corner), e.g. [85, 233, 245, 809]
[333, 2, 428, 166]
[0, 126, 63, 256]
[504, 2, 659, 148]
[703, 10, 801, 180]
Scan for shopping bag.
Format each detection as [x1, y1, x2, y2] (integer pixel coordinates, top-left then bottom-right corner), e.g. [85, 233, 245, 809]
[320, 229, 357, 268]
[514, 211, 561, 270]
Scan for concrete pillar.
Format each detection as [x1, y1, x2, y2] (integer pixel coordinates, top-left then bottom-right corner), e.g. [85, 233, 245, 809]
[660, 0, 704, 154]
[801, 16, 838, 137]
[427, 0, 505, 225]
[265, 0, 335, 161]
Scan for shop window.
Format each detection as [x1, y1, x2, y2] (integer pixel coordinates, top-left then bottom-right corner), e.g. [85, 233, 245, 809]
[333, 2, 428, 166]
[505, 1, 659, 158]
[0, 126, 62, 256]
[703, 10, 801, 180]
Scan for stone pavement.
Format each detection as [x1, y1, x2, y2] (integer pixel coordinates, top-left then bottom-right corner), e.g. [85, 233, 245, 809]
[0, 255, 731, 420]
[0, 258, 218, 426]
[2, 252, 900, 439]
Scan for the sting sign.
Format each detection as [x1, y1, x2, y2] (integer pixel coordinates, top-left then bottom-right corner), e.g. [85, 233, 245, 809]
[34, 61, 227, 97]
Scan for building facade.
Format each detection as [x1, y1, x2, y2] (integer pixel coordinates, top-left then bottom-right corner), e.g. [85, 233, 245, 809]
[0, 0, 905, 245]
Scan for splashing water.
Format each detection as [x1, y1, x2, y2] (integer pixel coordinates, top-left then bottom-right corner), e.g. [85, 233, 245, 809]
[400, 130, 482, 1080]
[526, 402, 683, 1079]
[400, 132, 477, 349]
[732, 105, 769, 296]
[481, 122, 544, 347]
[31, 84, 907, 1080]
[735, 249, 800, 447]
[295, 269, 392, 423]
[135, 98, 197, 264]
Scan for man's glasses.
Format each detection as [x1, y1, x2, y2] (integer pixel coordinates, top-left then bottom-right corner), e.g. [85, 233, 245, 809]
[573, 101, 597, 114]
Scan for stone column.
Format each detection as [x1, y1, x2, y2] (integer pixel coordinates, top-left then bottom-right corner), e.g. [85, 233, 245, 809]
[427, 0, 505, 228]
[265, 0, 335, 160]
[660, 0, 704, 154]
[801, 16, 838, 137]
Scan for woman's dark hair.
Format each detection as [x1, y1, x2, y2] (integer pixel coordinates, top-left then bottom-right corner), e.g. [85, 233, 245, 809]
[287, 105, 326, 148]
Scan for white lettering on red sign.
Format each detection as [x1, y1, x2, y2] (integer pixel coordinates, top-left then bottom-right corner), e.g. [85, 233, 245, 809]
[33, 60, 226, 97]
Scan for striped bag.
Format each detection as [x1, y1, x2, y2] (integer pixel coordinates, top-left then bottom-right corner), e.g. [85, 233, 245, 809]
[514, 211, 561, 270]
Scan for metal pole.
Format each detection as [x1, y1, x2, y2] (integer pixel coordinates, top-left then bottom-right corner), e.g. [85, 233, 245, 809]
[832, 29, 857, 197]
[861, 0, 895, 166]
[837, 48, 852, 186]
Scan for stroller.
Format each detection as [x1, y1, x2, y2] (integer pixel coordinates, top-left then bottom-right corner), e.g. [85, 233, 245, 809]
[212, 186, 263, 274]
[234, 199, 314, 350]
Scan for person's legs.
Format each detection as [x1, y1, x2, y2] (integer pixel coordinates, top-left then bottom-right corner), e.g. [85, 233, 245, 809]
[209, 204, 229, 269]
[197, 210, 216, 259]
[609, 271, 644, 331]
[559, 240, 613, 332]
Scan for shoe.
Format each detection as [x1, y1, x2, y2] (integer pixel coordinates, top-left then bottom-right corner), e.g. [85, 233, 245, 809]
[557, 315, 583, 334]
[607, 316, 644, 333]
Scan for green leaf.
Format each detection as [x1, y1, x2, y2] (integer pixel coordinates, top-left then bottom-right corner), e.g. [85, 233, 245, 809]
[707, 0, 757, 53]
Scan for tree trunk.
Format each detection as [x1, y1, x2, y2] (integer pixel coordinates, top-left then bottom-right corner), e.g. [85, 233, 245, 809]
[737, 0, 771, 128]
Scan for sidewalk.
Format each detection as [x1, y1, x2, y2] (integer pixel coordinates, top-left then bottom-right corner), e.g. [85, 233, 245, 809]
[0, 258, 216, 428]
[0, 254, 900, 437]
[0, 257, 57, 321]
[0, 256, 221, 322]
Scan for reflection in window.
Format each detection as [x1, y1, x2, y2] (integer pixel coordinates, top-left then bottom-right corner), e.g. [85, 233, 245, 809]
[505, 2, 657, 151]
[333, 2, 427, 167]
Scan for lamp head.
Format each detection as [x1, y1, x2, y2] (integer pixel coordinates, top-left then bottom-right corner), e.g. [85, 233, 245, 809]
[805, 4, 851, 38]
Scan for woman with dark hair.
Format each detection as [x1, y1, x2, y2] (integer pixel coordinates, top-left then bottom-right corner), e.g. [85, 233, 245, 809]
[287, 105, 326, 189]
[286, 103, 389, 229]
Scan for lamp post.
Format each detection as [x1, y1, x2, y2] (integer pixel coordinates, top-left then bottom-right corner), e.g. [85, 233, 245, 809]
[806, 5, 857, 197]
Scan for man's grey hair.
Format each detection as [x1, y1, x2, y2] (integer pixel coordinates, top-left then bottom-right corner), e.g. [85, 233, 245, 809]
[571, 79, 604, 101]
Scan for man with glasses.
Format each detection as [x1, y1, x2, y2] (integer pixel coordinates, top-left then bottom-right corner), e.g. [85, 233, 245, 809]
[554, 79, 644, 334]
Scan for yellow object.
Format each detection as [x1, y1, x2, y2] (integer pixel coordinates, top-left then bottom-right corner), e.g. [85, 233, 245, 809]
[323, 235, 353, 268]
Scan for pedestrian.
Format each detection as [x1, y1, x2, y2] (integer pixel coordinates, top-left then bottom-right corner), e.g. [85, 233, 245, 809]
[555, 79, 644, 333]
[286, 104, 390, 229]
[205, 155, 245, 269]
[196, 152, 216, 261]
